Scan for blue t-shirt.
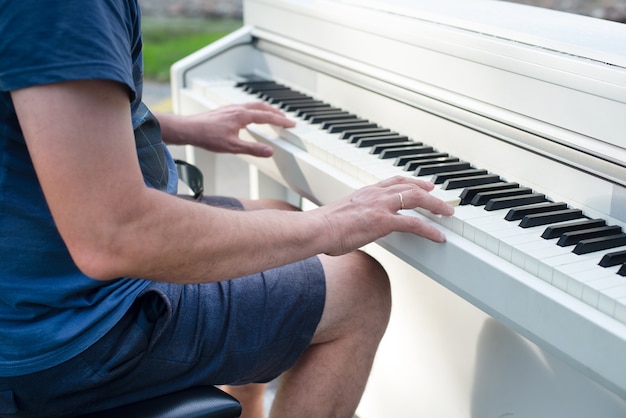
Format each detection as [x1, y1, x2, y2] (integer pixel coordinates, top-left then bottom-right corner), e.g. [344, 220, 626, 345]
[0, 0, 178, 376]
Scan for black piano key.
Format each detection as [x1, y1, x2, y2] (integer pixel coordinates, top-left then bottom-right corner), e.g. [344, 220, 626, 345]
[319, 116, 364, 124]
[300, 109, 345, 120]
[541, 218, 606, 239]
[557, 225, 623, 247]
[326, 121, 378, 133]
[237, 81, 286, 93]
[340, 128, 396, 141]
[309, 113, 357, 124]
[431, 169, 488, 185]
[415, 161, 472, 176]
[471, 187, 533, 206]
[378, 145, 432, 159]
[269, 96, 313, 105]
[519, 208, 584, 228]
[442, 174, 502, 190]
[271, 96, 318, 106]
[404, 157, 459, 171]
[505, 202, 569, 221]
[370, 142, 419, 155]
[235, 80, 272, 86]
[347, 132, 400, 144]
[573, 233, 626, 255]
[384, 145, 436, 156]
[261, 91, 310, 101]
[297, 106, 342, 114]
[256, 88, 302, 96]
[247, 86, 291, 95]
[484, 193, 547, 211]
[282, 101, 329, 111]
[459, 182, 520, 205]
[356, 136, 409, 148]
[599, 250, 626, 267]
[618, 263, 626, 276]
[296, 106, 339, 117]
[321, 118, 370, 129]
[395, 152, 448, 167]
[236, 78, 275, 84]
[247, 83, 289, 89]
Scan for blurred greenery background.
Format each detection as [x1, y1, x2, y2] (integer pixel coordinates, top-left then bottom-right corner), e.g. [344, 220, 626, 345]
[142, 17, 242, 81]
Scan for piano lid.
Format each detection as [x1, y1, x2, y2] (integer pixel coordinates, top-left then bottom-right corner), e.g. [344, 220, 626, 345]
[342, 0, 626, 67]
[245, 0, 626, 184]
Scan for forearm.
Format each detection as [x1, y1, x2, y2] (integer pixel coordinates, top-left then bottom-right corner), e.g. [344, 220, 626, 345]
[153, 103, 294, 156]
[82, 188, 329, 282]
[155, 112, 191, 146]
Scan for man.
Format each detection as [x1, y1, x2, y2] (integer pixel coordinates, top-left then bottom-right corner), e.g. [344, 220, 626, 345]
[0, 1, 454, 417]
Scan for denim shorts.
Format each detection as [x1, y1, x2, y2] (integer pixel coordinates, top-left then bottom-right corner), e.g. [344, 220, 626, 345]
[0, 197, 326, 417]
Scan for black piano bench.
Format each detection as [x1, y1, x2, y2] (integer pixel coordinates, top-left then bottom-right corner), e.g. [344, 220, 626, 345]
[75, 386, 242, 418]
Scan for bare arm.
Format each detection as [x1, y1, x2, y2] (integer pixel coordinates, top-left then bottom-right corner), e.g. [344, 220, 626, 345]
[156, 102, 295, 157]
[12, 80, 453, 283]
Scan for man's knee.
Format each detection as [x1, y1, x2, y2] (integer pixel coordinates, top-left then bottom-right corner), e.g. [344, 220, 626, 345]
[315, 251, 391, 343]
[350, 250, 391, 327]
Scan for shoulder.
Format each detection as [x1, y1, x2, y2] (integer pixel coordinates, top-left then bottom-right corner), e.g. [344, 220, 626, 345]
[0, 0, 141, 94]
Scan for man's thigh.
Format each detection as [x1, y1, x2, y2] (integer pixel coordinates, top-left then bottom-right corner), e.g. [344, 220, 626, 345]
[129, 258, 326, 386]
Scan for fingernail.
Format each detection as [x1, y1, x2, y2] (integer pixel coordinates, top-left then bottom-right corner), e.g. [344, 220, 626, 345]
[261, 146, 273, 157]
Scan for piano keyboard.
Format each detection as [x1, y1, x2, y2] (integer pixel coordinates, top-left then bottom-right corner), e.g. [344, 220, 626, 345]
[190, 77, 626, 324]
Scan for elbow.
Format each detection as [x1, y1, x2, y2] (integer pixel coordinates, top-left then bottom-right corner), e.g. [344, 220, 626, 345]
[57, 189, 163, 281]
[67, 237, 130, 281]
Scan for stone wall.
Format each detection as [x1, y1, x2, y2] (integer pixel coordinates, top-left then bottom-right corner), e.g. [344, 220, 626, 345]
[138, 0, 626, 22]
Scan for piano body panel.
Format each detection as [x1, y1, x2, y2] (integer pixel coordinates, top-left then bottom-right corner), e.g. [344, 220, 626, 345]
[375, 214, 626, 401]
[245, 0, 626, 153]
[170, 0, 626, 414]
[357, 243, 626, 417]
[243, 118, 626, 401]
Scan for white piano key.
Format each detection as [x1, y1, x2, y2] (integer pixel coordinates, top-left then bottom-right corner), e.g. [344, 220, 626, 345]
[616, 296, 626, 324]
[571, 267, 624, 314]
[599, 279, 626, 318]
[565, 261, 624, 304]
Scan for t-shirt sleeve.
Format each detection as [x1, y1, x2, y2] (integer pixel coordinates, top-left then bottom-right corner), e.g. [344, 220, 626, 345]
[0, 0, 139, 100]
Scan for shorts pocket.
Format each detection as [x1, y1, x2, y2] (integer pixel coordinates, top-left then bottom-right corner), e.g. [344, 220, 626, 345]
[78, 292, 164, 381]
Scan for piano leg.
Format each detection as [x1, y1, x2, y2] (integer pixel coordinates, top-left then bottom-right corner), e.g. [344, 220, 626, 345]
[250, 167, 302, 208]
[356, 244, 626, 418]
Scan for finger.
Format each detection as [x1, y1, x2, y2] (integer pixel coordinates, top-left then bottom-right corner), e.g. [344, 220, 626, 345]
[397, 185, 455, 216]
[249, 109, 296, 128]
[378, 175, 435, 192]
[243, 142, 274, 158]
[242, 102, 296, 128]
[243, 101, 283, 115]
[229, 137, 274, 157]
[399, 215, 447, 243]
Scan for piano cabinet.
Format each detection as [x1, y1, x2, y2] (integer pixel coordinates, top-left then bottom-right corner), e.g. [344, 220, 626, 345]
[358, 242, 626, 417]
[169, 0, 626, 415]
[166, 141, 626, 416]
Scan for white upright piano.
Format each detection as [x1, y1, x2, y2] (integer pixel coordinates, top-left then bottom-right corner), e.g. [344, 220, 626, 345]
[170, 0, 626, 416]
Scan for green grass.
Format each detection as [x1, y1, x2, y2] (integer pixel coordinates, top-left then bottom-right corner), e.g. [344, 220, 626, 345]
[142, 17, 243, 82]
